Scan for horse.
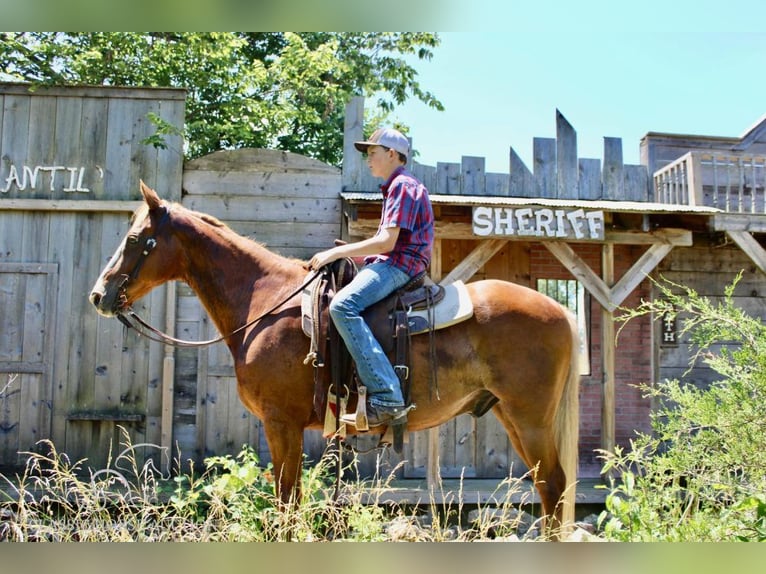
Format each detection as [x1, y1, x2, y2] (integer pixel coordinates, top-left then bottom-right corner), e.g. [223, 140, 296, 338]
[89, 181, 580, 531]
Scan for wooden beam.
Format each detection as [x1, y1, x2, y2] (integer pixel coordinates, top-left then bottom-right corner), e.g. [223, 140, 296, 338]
[440, 239, 507, 286]
[544, 242, 614, 311]
[711, 214, 766, 233]
[601, 244, 616, 458]
[545, 241, 677, 312]
[348, 219, 692, 246]
[0, 199, 141, 212]
[726, 230, 766, 275]
[161, 282, 177, 473]
[427, 239, 443, 493]
[610, 243, 674, 308]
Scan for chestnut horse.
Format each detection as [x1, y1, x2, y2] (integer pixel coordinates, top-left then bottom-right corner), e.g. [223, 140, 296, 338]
[89, 182, 580, 529]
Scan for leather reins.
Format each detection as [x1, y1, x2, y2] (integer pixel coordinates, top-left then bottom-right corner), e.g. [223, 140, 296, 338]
[114, 205, 323, 348]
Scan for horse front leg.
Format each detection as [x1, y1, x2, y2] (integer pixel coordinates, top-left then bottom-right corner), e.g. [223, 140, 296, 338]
[263, 418, 305, 505]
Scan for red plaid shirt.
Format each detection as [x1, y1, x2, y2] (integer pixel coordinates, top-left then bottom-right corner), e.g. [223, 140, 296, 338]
[364, 166, 434, 277]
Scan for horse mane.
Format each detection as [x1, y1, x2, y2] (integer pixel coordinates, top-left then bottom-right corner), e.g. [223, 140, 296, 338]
[176, 202, 308, 267]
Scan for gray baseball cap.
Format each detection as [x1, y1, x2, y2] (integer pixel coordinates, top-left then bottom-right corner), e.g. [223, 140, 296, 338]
[354, 127, 410, 159]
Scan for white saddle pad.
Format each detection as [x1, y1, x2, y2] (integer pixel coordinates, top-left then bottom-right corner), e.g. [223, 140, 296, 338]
[407, 280, 473, 335]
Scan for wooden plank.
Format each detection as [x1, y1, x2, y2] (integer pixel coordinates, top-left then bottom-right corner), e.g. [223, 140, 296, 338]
[476, 414, 510, 478]
[601, 244, 616, 459]
[556, 110, 578, 200]
[182, 195, 341, 224]
[181, 170, 341, 200]
[485, 173, 509, 196]
[710, 213, 766, 233]
[579, 158, 602, 200]
[27, 95, 57, 169]
[610, 243, 674, 307]
[104, 93, 136, 201]
[461, 156, 486, 196]
[342, 96, 365, 192]
[436, 162, 461, 195]
[623, 165, 649, 202]
[602, 137, 624, 200]
[440, 239, 508, 286]
[544, 241, 615, 312]
[220, 221, 339, 250]
[0, 373, 22, 464]
[349, 217, 693, 246]
[533, 137, 556, 199]
[412, 162, 437, 194]
[453, 414, 476, 477]
[154, 96, 185, 204]
[0, 83, 185, 101]
[509, 147, 534, 198]
[1, 94, 31, 200]
[53, 94, 84, 197]
[80, 96, 110, 199]
[0, 199, 141, 212]
[726, 230, 766, 275]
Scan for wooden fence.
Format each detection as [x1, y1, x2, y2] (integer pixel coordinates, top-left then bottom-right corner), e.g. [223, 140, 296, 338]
[0, 83, 184, 469]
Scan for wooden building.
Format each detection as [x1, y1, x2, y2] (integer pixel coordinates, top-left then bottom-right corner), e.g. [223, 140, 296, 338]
[2, 83, 765, 486]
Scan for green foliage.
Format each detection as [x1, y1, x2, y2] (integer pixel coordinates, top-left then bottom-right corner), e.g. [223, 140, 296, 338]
[600, 273, 766, 541]
[0, 32, 443, 165]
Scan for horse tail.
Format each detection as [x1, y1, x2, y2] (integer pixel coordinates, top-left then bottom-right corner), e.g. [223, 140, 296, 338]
[554, 307, 580, 528]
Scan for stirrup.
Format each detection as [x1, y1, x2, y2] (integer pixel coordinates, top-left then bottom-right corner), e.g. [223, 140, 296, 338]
[343, 385, 369, 431]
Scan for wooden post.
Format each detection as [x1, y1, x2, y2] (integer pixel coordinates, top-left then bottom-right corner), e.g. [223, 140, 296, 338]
[343, 97, 365, 192]
[686, 152, 704, 206]
[601, 244, 616, 458]
[426, 238, 443, 492]
[161, 281, 176, 472]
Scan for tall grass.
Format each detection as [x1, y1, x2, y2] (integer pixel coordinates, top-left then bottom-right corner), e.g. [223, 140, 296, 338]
[0, 423, 567, 541]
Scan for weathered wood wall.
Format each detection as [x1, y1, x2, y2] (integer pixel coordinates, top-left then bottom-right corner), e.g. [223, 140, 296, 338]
[656, 238, 764, 389]
[0, 83, 185, 469]
[174, 149, 342, 466]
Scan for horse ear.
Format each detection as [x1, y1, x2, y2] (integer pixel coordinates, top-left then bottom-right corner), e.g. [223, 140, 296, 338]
[139, 180, 162, 210]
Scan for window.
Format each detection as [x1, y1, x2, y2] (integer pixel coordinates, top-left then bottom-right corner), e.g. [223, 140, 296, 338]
[536, 278, 590, 375]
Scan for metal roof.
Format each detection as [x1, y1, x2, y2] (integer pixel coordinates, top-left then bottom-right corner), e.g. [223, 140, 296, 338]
[340, 192, 722, 215]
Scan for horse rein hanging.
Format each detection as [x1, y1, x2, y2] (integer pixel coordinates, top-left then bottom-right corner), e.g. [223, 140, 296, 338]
[115, 204, 323, 348]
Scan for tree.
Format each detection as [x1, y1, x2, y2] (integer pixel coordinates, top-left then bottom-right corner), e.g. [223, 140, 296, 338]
[0, 32, 443, 164]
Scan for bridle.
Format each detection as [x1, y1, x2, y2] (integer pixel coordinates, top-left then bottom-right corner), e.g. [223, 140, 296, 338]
[114, 204, 323, 348]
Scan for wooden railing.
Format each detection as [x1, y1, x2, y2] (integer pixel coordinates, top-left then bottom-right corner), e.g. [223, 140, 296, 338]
[654, 151, 766, 213]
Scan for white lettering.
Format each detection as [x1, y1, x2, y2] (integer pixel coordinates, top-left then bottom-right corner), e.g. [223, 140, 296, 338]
[515, 208, 534, 235]
[535, 208, 554, 237]
[472, 206, 494, 237]
[565, 209, 587, 239]
[472, 206, 606, 241]
[493, 207, 515, 235]
[585, 211, 604, 240]
[1, 163, 102, 193]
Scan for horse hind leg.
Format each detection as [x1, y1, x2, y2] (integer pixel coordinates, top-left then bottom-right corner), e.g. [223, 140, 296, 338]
[492, 406, 568, 537]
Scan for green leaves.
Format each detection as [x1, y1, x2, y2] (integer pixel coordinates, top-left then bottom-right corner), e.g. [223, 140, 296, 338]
[601, 274, 766, 540]
[1, 32, 443, 165]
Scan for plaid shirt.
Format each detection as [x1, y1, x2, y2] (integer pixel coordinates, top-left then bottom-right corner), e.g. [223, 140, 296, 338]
[364, 166, 434, 276]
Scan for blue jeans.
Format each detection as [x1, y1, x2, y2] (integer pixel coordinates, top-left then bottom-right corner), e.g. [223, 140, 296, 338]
[329, 262, 412, 408]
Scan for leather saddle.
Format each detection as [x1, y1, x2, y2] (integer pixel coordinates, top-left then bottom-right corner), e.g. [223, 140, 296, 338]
[301, 258, 444, 452]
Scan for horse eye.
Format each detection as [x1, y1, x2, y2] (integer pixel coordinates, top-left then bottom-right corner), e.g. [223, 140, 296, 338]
[127, 235, 140, 245]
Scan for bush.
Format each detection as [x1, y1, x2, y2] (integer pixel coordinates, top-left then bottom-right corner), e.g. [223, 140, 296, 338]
[599, 273, 766, 541]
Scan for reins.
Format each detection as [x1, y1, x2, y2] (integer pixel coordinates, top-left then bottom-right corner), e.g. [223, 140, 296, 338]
[117, 268, 323, 348]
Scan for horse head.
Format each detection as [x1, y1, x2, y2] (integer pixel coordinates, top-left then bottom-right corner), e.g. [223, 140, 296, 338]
[89, 181, 179, 317]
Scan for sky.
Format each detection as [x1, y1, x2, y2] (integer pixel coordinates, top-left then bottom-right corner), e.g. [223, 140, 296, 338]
[387, 4, 766, 174]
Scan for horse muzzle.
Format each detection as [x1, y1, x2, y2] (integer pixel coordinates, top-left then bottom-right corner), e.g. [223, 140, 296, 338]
[89, 280, 123, 318]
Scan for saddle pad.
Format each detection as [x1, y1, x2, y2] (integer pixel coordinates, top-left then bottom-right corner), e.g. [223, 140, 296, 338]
[408, 280, 473, 335]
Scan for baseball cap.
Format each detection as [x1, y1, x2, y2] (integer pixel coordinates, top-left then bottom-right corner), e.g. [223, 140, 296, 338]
[354, 127, 410, 159]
